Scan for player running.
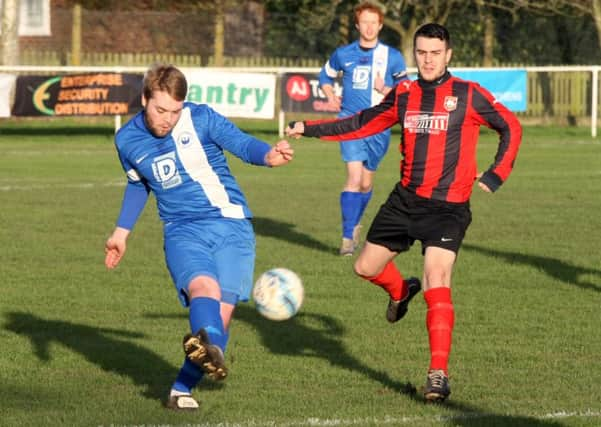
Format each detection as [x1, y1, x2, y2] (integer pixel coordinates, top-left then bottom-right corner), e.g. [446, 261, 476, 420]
[104, 64, 293, 410]
[287, 23, 522, 402]
[319, 1, 407, 256]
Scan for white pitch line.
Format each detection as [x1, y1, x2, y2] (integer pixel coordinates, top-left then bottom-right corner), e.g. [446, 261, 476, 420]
[102, 409, 600, 427]
[2, 149, 113, 156]
[0, 181, 124, 191]
[270, 410, 601, 426]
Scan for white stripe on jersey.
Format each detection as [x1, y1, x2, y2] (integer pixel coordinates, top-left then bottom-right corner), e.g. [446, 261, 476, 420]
[371, 44, 389, 106]
[126, 168, 141, 182]
[324, 60, 338, 79]
[172, 108, 245, 219]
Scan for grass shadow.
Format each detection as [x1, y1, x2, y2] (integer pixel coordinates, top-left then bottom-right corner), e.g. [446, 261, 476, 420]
[142, 305, 566, 425]
[3, 311, 177, 401]
[252, 216, 337, 254]
[234, 303, 417, 394]
[463, 243, 601, 293]
[234, 305, 567, 426]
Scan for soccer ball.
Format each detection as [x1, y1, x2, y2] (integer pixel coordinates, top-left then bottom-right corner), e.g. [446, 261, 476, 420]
[253, 268, 304, 321]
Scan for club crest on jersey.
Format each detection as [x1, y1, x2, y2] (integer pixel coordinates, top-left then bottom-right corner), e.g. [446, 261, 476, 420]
[443, 96, 458, 111]
[177, 131, 194, 148]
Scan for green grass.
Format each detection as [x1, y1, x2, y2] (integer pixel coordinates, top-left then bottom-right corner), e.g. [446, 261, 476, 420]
[0, 118, 600, 426]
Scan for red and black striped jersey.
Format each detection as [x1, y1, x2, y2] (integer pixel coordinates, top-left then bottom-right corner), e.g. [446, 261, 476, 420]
[303, 72, 522, 203]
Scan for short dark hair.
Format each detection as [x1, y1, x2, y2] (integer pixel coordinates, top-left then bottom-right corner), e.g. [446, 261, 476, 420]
[142, 63, 188, 102]
[413, 23, 451, 49]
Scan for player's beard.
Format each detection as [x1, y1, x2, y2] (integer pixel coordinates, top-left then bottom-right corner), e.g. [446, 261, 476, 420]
[144, 114, 171, 138]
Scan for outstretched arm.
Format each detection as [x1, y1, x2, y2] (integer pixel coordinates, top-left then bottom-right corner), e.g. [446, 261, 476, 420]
[285, 87, 400, 142]
[286, 121, 305, 139]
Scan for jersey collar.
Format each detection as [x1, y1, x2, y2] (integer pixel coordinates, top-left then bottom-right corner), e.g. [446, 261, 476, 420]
[417, 70, 452, 89]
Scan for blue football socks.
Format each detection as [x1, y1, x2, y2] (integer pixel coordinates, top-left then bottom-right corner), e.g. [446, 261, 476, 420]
[340, 191, 363, 239]
[358, 190, 372, 223]
[172, 296, 228, 394]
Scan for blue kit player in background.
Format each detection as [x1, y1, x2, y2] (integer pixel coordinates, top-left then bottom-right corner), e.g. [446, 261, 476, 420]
[319, 1, 407, 256]
[104, 64, 294, 410]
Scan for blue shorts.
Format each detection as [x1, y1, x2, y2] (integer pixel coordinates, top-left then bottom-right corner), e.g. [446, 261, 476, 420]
[164, 218, 256, 307]
[339, 129, 391, 171]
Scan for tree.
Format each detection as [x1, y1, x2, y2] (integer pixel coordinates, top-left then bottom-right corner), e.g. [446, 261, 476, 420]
[499, 1, 599, 58]
[378, 0, 464, 66]
[263, 0, 351, 60]
[1, 0, 19, 65]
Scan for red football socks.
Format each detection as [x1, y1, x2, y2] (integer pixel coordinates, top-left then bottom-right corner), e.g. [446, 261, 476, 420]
[362, 261, 407, 301]
[424, 287, 454, 375]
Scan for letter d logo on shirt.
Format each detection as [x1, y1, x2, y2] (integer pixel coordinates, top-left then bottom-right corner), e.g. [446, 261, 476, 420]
[352, 66, 370, 90]
[153, 151, 182, 189]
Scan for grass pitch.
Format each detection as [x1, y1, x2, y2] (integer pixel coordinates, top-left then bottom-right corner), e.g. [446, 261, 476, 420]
[0, 118, 600, 426]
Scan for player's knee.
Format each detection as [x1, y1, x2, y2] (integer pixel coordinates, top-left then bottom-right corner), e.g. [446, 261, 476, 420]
[188, 276, 222, 300]
[424, 268, 451, 288]
[344, 174, 362, 190]
[353, 259, 377, 279]
[359, 183, 373, 193]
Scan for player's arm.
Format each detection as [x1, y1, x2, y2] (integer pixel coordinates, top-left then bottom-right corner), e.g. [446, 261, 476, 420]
[471, 84, 523, 192]
[319, 51, 342, 110]
[105, 174, 150, 269]
[320, 83, 341, 110]
[205, 107, 293, 167]
[286, 86, 400, 140]
[105, 226, 130, 269]
[264, 140, 293, 166]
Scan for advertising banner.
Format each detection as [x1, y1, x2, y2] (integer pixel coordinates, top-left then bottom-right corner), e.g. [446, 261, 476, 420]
[184, 70, 276, 119]
[0, 73, 16, 117]
[450, 69, 527, 112]
[280, 72, 341, 114]
[281, 69, 527, 113]
[11, 73, 143, 116]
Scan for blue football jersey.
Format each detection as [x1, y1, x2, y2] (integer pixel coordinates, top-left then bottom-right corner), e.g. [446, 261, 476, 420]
[319, 40, 407, 117]
[115, 102, 269, 223]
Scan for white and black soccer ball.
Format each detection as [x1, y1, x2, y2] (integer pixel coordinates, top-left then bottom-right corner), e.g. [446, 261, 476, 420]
[253, 268, 304, 321]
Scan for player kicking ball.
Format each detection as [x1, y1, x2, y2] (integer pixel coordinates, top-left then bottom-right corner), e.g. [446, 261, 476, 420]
[104, 64, 293, 410]
[287, 23, 522, 402]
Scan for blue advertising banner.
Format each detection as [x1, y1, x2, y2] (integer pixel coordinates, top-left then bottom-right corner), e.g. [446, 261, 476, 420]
[451, 69, 527, 112]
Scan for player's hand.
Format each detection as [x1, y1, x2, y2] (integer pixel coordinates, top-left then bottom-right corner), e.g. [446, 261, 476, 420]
[285, 121, 305, 139]
[374, 72, 385, 93]
[266, 140, 294, 167]
[327, 96, 341, 111]
[104, 228, 129, 269]
[476, 172, 492, 193]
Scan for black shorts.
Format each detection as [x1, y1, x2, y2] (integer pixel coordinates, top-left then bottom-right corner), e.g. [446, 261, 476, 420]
[366, 183, 472, 254]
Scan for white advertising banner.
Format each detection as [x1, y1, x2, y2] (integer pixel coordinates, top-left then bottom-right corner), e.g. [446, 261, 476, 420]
[0, 73, 16, 117]
[183, 70, 275, 119]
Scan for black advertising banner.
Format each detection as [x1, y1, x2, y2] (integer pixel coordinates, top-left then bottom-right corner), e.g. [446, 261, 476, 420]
[11, 73, 143, 116]
[280, 72, 341, 114]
